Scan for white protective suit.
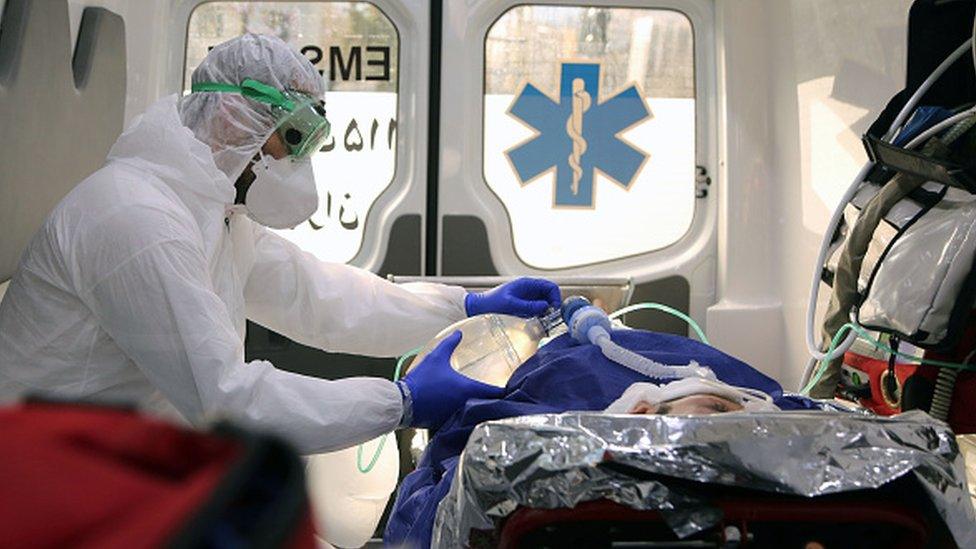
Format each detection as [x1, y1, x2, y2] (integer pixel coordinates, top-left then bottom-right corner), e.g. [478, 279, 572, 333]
[0, 35, 467, 454]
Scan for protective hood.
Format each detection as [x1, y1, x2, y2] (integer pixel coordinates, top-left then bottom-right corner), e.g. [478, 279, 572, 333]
[179, 33, 326, 181]
[106, 94, 234, 241]
[105, 34, 326, 237]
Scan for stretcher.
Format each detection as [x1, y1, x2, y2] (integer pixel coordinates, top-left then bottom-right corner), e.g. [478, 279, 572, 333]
[431, 411, 975, 548]
[493, 491, 938, 549]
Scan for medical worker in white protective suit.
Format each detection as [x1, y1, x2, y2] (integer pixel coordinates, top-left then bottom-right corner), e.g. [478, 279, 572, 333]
[0, 34, 561, 453]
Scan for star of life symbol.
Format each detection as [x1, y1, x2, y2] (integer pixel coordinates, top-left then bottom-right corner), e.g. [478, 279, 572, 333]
[506, 62, 653, 207]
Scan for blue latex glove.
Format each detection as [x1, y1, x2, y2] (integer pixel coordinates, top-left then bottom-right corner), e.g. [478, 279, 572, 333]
[464, 277, 562, 318]
[397, 331, 505, 430]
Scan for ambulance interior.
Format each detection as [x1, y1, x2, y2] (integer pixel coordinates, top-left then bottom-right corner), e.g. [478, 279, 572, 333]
[3, 0, 976, 547]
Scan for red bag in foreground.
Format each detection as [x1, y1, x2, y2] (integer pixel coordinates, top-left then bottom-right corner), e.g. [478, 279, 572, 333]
[0, 400, 315, 549]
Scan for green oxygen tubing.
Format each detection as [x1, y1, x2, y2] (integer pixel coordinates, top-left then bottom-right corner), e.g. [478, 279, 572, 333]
[800, 322, 976, 396]
[612, 304, 976, 397]
[608, 303, 976, 397]
[356, 345, 421, 474]
[609, 302, 709, 345]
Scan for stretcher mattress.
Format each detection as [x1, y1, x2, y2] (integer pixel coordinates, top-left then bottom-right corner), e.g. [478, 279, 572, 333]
[432, 411, 976, 548]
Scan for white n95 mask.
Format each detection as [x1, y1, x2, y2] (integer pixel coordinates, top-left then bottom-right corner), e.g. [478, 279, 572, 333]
[245, 152, 318, 229]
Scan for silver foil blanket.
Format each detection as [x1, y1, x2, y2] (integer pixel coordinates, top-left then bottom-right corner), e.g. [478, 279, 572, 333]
[431, 411, 975, 547]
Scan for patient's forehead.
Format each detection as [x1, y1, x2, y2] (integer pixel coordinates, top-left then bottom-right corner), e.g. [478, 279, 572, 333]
[631, 393, 743, 416]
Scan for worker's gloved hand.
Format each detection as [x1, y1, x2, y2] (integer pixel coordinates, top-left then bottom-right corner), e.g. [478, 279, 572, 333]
[465, 277, 562, 318]
[397, 331, 504, 430]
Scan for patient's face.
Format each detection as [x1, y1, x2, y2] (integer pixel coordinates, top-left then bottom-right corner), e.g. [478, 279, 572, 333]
[629, 394, 744, 415]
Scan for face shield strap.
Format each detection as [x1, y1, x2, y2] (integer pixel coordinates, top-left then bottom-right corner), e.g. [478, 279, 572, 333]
[192, 79, 296, 110]
[191, 78, 330, 158]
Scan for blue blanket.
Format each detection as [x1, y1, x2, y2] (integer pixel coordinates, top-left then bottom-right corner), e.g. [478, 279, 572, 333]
[384, 330, 816, 547]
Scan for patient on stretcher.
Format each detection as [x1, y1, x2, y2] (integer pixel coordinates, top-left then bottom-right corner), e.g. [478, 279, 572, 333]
[605, 376, 783, 416]
[385, 328, 817, 547]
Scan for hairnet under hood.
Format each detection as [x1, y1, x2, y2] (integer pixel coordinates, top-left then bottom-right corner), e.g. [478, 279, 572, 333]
[178, 33, 326, 181]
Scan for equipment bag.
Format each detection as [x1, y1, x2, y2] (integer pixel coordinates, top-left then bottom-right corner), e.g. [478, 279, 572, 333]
[857, 185, 976, 347]
[824, 127, 976, 352]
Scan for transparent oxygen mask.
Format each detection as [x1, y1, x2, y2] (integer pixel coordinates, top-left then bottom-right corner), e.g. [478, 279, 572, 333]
[407, 309, 564, 388]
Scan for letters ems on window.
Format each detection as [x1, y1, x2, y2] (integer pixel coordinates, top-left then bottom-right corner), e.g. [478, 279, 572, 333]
[186, 2, 399, 264]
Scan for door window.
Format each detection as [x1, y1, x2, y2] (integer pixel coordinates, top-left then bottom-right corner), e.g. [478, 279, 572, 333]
[484, 6, 696, 269]
[186, 1, 399, 263]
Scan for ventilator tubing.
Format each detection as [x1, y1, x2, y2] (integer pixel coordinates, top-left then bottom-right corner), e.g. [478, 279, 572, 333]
[593, 329, 714, 380]
[566, 299, 714, 380]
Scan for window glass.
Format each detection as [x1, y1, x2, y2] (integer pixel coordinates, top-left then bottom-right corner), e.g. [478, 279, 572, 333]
[186, 2, 398, 263]
[484, 6, 696, 269]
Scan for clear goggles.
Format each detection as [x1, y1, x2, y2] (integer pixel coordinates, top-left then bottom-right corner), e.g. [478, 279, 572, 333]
[191, 78, 331, 158]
